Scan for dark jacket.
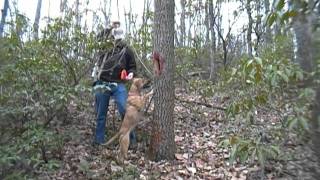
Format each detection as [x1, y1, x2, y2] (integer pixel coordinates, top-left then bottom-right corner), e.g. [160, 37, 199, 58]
[95, 28, 136, 83]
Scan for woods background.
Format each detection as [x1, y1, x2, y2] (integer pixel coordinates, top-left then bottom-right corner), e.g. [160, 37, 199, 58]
[0, 0, 320, 179]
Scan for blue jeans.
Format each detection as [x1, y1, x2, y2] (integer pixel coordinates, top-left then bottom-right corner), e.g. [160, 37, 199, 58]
[94, 83, 136, 144]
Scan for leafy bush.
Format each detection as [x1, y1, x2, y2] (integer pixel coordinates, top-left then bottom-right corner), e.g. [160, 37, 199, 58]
[217, 36, 315, 167]
[0, 10, 95, 125]
[0, 11, 96, 178]
[0, 123, 63, 178]
[220, 136, 280, 166]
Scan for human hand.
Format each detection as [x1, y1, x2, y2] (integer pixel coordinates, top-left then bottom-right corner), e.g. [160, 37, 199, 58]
[126, 72, 133, 80]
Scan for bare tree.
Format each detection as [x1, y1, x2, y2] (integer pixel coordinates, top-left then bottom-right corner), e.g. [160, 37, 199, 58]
[60, 0, 67, 13]
[245, 0, 253, 57]
[264, 0, 272, 44]
[75, 0, 81, 27]
[141, 0, 151, 60]
[214, 8, 238, 69]
[148, 0, 176, 161]
[0, 0, 9, 38]
[271, 0, 281, 36]
[204, 0, 209, 46]
[180, 0, 186, 46]
[215, 23, 231, 68]
[125, 0, 132, 36]
[33, 0, 42, 39]
[253, 1, 263, 55]
[208, 0, 217, 78]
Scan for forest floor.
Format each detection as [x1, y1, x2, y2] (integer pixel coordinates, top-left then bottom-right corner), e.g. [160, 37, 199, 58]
[42, 88, 319, 180]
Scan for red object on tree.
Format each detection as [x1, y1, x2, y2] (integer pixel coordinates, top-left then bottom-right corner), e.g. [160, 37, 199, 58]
[153, 51, 165, 76]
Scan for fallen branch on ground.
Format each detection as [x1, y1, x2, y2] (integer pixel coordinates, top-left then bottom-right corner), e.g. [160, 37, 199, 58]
[175, 97, 227, 111]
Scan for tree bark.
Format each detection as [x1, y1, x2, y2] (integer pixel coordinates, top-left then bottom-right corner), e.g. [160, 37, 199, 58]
[0, 0, 9, 38]
[291, 1, 320, 176]
[33, 0, 42, 40]
[292, 13, 313, 72]
[311, 87, 320, 178]
[148, 0, 176, 161]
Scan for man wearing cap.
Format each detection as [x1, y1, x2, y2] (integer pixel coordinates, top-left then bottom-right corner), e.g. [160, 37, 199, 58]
[92, 21, 137, 146]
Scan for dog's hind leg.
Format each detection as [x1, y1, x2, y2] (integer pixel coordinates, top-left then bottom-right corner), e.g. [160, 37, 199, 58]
[119, 131, 130, 160]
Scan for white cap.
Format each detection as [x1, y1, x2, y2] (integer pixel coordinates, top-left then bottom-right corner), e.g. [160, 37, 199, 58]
[112, 27, 124, 40]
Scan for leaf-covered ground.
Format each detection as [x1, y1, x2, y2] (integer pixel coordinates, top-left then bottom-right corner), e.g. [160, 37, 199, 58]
[41, 89, 318, 180]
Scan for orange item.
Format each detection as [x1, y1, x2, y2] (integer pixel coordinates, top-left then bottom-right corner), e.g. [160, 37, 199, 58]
[120, 69, 127, 80]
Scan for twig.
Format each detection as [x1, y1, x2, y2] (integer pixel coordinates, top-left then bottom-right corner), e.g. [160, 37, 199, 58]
[131, 46, 153, 77]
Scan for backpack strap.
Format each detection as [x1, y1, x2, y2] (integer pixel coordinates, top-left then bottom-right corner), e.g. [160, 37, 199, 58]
[95, 45, 127, 81]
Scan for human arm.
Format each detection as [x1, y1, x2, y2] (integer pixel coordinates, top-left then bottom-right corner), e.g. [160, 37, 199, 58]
[125, 47, 137, 79]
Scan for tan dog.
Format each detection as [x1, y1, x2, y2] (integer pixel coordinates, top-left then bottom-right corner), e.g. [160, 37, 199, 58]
[104, 78, 153, 162]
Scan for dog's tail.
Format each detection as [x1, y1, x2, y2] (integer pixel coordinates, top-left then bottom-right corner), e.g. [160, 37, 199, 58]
[103, 132, 121, 146]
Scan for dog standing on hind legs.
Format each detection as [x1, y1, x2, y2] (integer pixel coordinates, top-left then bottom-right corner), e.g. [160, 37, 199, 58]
[104, 78, 153, 163]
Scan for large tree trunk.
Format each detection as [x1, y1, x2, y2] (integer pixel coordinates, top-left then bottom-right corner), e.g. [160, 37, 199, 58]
[309, 1, 320, 177]
[292, 1, 320, 177]
[311, 87, 320, 178]
[0, 0, 9, 38]
[292, 13, 313, 72]
[33, 0, 42, 39]
[148, 0, 176, 161]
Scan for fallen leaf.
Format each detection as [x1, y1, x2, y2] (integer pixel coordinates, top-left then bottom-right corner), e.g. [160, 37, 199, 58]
[195, 159, 205, 169]
[140, 174, 147, 180]
[187, 166, 197, 174]
[175, 153, 184, 160]
[178, 169, 188, 176]
[174, 175, 184, 180]
[204, 165, 213, 170]
[110, 164, 123, 172]
[175, 135, 184, 142]
[182, 153, 189, 159]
